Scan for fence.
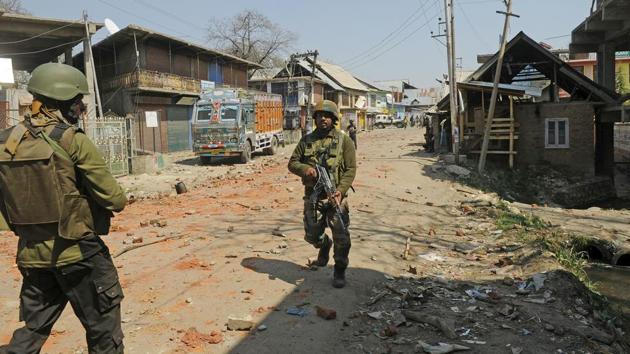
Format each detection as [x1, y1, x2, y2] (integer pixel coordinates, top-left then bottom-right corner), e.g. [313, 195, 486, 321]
[83, 116, 133, 177]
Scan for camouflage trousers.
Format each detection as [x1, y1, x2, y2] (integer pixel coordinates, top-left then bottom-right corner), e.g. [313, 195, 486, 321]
[303, 198, 351, 269]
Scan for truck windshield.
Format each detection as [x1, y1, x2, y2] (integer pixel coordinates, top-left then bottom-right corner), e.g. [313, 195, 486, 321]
[196, 104, 239, 122]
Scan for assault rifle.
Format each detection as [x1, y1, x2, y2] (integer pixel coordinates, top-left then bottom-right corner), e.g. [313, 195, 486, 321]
[312, 163, 349, 235]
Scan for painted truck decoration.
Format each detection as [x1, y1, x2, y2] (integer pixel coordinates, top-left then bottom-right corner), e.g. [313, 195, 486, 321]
[192, 89, 284, 164]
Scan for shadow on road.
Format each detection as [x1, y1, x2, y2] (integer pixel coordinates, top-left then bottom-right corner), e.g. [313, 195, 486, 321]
[231, 257, 387, 354]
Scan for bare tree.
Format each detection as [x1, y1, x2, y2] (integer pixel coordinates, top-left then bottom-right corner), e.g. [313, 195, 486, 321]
[207, 10, 297, 68]
[0, 0, 29, 14]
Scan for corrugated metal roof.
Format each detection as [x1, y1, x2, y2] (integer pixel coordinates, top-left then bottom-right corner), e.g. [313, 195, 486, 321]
[315, 61, 368, 92]
[90, 24, 263, 68]
[296, 59, 345, 92]
[249, 67, 283, 81]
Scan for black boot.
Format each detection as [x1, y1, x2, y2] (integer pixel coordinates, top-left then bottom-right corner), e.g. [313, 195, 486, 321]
[333, 267, 346, 288]
[312, 236, 331, 267]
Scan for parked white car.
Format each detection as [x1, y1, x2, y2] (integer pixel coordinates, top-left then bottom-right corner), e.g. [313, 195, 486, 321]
[374, 114, 393, 128]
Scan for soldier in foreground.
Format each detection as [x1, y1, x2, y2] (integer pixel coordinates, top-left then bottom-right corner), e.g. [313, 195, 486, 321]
[288, 100, 357, 288]
[0, 63, 127, 353]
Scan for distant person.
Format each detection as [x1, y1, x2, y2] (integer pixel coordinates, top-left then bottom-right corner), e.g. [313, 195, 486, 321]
[403, 116, 409, 129]
[347, 120, 357, 149]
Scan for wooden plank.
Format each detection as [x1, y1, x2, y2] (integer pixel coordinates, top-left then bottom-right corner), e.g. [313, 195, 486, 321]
[491, 123, 520, 127]
[484, 118, 512, 122]
[490, 135, 519, 140]
[509, 97, 515, 169]
[470, 150, 517, 155]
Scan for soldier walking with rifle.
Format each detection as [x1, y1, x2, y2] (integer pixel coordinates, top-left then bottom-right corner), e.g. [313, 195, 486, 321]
[288, 100, 357, 288]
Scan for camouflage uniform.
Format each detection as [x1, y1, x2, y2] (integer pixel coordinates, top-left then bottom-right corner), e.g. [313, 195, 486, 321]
[288, 101, 357, 286]
[0, 63, 127, 354]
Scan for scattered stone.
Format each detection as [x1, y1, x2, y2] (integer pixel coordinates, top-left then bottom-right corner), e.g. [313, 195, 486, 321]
[367, 311, 383, 320]
[227, 226, 235, 232]
[544, 323, 555, 332]
[511, 347, 523, 354]
[132, 236, 143, 244]
[257, 324, 267, 332]
[185, 297, 193, 304]
[286, 307, 308, 317]
[502, 277, 515, 286]
[383, 323, 398, 337]
[498, 304, 515, 317]
[227, 316, 255, 331]
[445, 165, 471, 178]
[315, 306, 337, 320]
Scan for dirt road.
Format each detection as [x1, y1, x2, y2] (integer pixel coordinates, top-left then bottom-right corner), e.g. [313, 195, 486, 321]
[0, 127, 626, 353]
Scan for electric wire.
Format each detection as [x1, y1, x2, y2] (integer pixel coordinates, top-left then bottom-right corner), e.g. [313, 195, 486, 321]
[1, 38, 83, 56]
[96, 0, 206, 44]
[340, 0, 434, 65]
[0, 20, 82, 45]
[456, 0, 491, 49]
[347, 0, 441, 70]
[135, 0, 207, 32]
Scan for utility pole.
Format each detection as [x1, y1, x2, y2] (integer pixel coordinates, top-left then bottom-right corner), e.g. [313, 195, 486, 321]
[444, 0, 459, 164]
[478, 0, 519, 173]
[82, 11, 103, 120]
[289, 50, 318, 135]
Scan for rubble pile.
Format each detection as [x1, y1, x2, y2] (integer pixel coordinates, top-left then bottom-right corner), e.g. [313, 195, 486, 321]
[343, 270, 628, 354]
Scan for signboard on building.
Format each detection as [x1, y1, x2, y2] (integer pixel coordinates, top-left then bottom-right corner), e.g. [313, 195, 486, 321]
[616, 51, 630, 58]
[0, 58, 15, 85]
[145, 111, 159, 127]
[201, 80, 215, 92]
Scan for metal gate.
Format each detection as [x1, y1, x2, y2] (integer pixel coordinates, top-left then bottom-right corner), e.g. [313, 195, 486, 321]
[84, 116, 131, 177]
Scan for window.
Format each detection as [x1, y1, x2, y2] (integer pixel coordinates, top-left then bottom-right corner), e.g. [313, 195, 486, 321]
[574, 66, 584, 75]
[545, 118, 569, 148]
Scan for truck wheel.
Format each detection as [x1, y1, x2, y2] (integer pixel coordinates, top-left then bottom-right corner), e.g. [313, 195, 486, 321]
[265, 137, 279, 155]
[376, 123, 384, 129]
[240, 141, 252, 164]
[396, 123, 404, 128]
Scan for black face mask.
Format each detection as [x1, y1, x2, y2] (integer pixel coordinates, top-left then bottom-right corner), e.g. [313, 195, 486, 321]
[60, 96, 86, 124]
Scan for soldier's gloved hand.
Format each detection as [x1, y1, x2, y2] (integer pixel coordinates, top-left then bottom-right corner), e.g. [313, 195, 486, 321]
[305, 167, 317, 180]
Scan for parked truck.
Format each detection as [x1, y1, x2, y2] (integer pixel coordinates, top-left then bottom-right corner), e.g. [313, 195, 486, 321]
[192, 88, 284, 164]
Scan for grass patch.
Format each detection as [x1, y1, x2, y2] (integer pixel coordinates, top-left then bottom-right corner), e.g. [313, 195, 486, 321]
[495, 202, 549, 231]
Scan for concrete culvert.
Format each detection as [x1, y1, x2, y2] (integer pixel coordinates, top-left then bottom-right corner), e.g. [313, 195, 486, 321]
[579, 240, 613, 263]
[585, 245, 606, 262]
[613, 250, 630, 267]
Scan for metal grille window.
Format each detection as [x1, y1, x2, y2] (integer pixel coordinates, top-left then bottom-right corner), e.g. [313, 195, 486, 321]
[545, 118, 569, 148]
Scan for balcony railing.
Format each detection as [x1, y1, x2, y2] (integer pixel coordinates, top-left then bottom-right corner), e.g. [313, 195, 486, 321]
[103, 70, 201, 94]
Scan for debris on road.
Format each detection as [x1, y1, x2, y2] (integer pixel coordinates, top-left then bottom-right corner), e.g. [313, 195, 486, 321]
[286, 307, 308, 317]
[315, 305, 337, 320]
[227, 315, 255, 331]
[180, 327, 223, 347]
[416, 341, 470, 354]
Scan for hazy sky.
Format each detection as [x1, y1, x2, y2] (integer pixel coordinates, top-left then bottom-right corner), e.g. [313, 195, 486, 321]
[23, 0, 592, 87]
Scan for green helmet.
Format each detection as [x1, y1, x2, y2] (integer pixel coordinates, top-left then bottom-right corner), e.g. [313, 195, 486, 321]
[314, 100, 340, 120]
[28, 63, 89, 101]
